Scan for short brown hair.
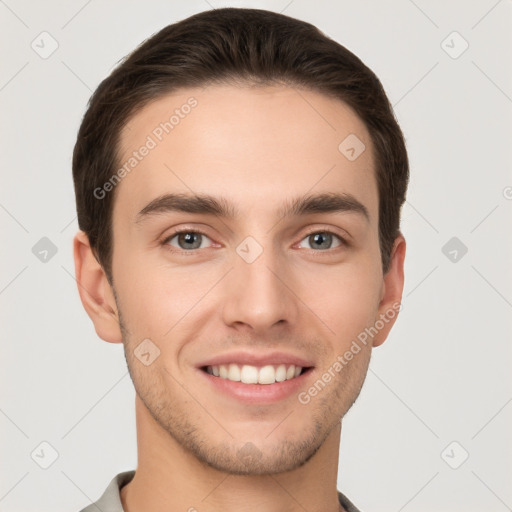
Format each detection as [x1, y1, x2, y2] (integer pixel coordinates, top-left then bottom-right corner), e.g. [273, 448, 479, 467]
[72, 7, 409, 282]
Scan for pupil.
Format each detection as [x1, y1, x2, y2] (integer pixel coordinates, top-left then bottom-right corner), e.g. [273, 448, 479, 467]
[312, 233, 330, 249]
[180, 232, 200, 249]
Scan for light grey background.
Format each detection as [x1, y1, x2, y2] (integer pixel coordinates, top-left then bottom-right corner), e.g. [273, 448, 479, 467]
[1, 1, 511, 511]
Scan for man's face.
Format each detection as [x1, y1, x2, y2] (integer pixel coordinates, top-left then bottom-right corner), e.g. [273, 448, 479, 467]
[109, 84, 392, 474]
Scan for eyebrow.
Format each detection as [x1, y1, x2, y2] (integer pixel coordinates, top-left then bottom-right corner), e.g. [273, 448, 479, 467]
[135, 192, 370, 223]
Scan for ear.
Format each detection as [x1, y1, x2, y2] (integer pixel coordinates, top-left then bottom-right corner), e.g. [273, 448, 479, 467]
[73, 230, 123, 344]
[371, 233, 406, 348]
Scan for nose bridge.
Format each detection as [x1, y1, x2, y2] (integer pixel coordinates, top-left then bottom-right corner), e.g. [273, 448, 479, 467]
[221, 237, 297, 331]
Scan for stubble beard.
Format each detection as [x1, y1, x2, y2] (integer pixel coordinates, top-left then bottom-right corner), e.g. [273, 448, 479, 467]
[116, 296, 370, 476]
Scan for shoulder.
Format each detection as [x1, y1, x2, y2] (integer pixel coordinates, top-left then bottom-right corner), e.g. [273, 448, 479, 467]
[338, 490, 363, 512]
[76, 470, 135, 512]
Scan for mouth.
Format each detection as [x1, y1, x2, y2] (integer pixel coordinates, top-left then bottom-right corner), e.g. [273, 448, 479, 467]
[195, 352, 315, 403]
[201, 363, 313, 385]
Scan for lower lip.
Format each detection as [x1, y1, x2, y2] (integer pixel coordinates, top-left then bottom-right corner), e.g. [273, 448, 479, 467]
[197, 368, 314, 404]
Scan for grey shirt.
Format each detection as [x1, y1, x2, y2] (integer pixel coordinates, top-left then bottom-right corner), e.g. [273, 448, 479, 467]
[78, 470, 362, 512]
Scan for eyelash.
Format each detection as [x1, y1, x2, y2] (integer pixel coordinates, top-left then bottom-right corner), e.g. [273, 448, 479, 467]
[300, 227, 348, 246]
[161, 228, 215, 253]
[161, 227, 349, 253]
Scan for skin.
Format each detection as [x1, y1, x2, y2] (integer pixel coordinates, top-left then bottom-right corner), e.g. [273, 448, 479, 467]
[74, 84, 406, 512]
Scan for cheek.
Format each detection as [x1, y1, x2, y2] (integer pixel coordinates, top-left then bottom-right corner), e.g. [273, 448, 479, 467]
[310, 258, 382, 345]
[113, 252, 217, 341]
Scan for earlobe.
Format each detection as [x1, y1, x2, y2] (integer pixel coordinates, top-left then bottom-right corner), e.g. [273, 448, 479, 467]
[372, 234, 406, 348]
[73, 231, 123, 344]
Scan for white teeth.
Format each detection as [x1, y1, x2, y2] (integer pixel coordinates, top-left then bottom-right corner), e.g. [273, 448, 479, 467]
[228, 363, 241, 382]
[207, 363, 304, 385]
[275, 364, 286, 382]
[258, 365, 276, 384]
[240, 365, 258, 384]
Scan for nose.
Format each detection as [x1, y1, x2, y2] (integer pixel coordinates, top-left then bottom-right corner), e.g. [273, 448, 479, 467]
[221, 245, 299, 334]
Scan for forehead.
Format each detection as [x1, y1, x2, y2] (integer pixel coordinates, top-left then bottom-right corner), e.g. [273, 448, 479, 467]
[114, 84, 377, 225]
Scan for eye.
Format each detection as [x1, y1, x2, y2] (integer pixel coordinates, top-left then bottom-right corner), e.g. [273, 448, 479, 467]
[297, 231, 345, 251]
[163, 230, 214, 251]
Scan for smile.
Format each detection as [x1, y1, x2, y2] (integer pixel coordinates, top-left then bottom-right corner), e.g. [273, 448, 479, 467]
[204, 364, 305, 385]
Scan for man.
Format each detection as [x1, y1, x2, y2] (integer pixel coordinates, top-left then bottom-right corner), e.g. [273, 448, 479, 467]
[72, 7, 408, 512]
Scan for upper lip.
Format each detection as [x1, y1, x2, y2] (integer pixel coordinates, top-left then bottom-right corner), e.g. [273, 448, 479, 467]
[196, 351, 315, 369]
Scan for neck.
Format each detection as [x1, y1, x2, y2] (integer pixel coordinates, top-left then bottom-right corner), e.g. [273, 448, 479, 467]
[121, 395, 344, 512]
